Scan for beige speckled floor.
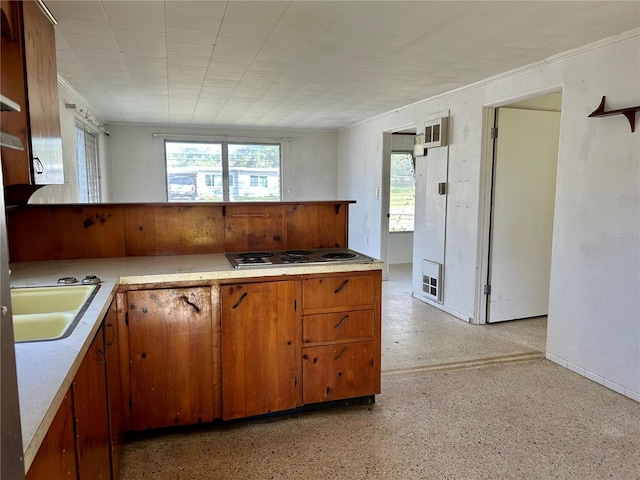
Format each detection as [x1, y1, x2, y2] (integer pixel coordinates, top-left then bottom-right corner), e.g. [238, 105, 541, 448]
[118, 265, 640, 479]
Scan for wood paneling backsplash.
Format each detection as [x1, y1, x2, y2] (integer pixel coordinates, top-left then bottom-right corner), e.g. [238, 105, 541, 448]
[7, 201, 352, 262]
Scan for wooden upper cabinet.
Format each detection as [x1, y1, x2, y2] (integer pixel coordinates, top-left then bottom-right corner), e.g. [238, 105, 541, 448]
[126, 287, 215, 430]
[0, 0, 63, 196]
[22, 0, 62, 185]
[220, 281, 300, 420]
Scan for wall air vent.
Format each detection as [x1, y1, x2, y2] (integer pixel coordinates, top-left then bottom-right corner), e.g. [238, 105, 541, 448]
[422, 259, 443, 303]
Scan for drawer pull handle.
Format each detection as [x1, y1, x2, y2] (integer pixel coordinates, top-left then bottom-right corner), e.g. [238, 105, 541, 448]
[334, 279, 349, 294]
[232, 292, 248, 309]
[181, 296, 200, 313]
[334, 314, 349, 329]
[334, 347, 348, 361]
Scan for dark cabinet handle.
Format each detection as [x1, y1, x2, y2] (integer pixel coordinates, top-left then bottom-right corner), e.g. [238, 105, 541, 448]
[334, 279, 349, 294]
[334, 314, 349, 329]
[181, 295, 200, 312]
[97, 348, 105, 365]
[105, 323, 115, 346]
[232, 292, 248, 309]
[33, 157, 44, 175]
[334, 347, 348, 361]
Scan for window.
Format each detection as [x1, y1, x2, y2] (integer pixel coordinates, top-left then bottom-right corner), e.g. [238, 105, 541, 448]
[389, 152, 415, 232]
[75, 124, 100, 203]
[165, 141, 281, 202]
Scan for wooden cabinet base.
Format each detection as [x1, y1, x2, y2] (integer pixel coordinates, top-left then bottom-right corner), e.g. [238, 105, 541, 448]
[26, 391, 75, 480]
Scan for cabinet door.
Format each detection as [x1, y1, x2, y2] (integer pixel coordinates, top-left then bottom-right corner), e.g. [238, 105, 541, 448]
[73, 325, 110, 480]
[302, 341, 375, 404]
[26, 390, 76, 480]
[221, 281, 299, 420]
[104, 301, 122, 478]
[21, 0, 63, 185]
[127, 287, 214, 430]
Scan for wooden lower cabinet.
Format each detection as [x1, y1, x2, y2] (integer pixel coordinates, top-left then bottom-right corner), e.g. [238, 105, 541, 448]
[301, 272, 382, 403]
[26, 390, 75, 480]
[220, 281, 300, 420]
[126, 287, 215, 430]
[27, 309, 123, 480]
[104, 300, 123, 479]
[73, 324, 110, 480]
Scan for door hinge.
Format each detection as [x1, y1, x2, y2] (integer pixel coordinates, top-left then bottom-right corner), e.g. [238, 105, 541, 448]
[124, 311, 129, 326]
[128, 396, 132, 410]
[484, 284, 491, 295]
[491, 127, 498, 139]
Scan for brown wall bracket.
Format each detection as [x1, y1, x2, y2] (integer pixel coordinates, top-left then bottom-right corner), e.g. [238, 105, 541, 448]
[588, 96, 640, 132]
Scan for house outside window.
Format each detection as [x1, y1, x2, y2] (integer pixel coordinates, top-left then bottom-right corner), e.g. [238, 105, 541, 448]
[389, 152, 415, 232]
[165, 141, 281, 202]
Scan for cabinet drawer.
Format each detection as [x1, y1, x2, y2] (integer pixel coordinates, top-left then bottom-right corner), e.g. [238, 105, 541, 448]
[302, 274, 374, 311]
[302, 341, 375, 404]
[303, 310, 374, 344]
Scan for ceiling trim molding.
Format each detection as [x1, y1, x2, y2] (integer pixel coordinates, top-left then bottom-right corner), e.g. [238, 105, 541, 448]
[341, 28, 640, 132]
[57, 74, 106, 125]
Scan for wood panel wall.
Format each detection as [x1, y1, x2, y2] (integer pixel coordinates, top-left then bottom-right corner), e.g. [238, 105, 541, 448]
[7, 201, 351, 262]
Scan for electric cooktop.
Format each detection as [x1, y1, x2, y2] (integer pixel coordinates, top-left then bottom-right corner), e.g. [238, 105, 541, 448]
[226, 248, 375, 268]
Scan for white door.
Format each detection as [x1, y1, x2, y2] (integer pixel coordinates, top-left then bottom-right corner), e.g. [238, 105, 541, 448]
[488, 108, 560, 323]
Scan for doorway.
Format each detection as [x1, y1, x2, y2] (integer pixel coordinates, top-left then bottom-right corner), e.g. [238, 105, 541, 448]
[484, 93, 562, 323]
[381, 126, 416, 280]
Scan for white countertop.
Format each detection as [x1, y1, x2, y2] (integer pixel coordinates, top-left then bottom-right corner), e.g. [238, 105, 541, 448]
[11, 253, 383, 471]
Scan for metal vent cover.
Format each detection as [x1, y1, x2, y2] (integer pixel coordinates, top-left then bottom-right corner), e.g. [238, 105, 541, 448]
[422, 259, 443, 303]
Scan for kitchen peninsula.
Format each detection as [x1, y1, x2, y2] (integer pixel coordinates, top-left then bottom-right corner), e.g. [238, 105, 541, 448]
[9, 202, 383, 479]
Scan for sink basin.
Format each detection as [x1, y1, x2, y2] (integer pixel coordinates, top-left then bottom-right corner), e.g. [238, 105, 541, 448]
[11, 285, 99, 342]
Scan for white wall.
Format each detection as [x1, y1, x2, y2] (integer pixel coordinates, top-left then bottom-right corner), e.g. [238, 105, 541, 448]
[338, 33, 640, 400]
[106, 124, 338, 203]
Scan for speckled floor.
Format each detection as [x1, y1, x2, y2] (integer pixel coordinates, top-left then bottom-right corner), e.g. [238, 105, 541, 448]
[118, 265, 640, 479]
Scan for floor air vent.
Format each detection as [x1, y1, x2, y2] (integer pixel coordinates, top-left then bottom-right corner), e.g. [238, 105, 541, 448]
[422, 260, 443, 303]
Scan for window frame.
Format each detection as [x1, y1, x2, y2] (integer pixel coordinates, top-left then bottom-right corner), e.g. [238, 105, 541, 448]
[164, 140, 282, 203]
[74, 122, 101, 203]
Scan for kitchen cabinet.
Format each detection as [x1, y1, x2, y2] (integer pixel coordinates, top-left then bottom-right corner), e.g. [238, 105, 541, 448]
[301, 272, 381, 404]
[125, 287, 216, 430]
[73, 324, 110, 480]
[0, 0, 63, 201]
[26, 390, 75, 480]
[104, 299, 123, 479]
[220, 280, 300, 420]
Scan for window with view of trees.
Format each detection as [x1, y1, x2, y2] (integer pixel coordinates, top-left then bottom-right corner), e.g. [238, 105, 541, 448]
[165, 141, 281, 202]
[389, 152, 415, 232]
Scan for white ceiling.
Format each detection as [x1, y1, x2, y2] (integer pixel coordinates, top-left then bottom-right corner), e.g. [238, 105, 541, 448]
[48, 1, 640, 130]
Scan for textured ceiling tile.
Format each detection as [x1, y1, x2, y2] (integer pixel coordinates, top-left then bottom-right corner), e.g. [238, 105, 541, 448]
[50, 0, 640, 129]
[112, 29, 166, 47]
[101, 1, 166, 32]
[56, 17, 113, 37]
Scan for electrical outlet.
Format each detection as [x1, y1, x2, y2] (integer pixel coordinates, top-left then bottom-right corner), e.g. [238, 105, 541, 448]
[375, 187, 380, 199]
